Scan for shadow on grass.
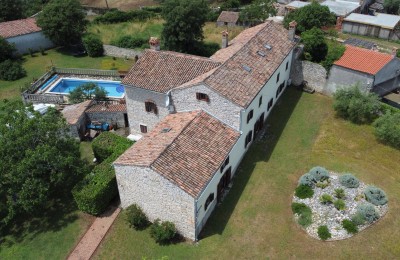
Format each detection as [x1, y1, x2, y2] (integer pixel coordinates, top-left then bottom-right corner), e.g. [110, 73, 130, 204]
[199, 87, 304, 239]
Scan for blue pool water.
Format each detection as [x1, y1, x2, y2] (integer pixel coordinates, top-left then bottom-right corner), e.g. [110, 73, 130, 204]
[48, 78, 125, 98]
[40, 74, 58, 90]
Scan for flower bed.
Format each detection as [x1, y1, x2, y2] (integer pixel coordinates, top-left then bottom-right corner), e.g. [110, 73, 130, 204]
[292, 167, 388, 241]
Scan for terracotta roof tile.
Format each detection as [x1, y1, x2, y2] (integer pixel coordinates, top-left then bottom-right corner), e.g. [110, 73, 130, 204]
[217, 11, 239, 24]
[114, 111, 240, 197]
[0, 18, 42, 39]
[334, 45, 393, 75]
[86, 103, 126, 113]
[122, 50, 220, 93]
[61, 100, 92, 125]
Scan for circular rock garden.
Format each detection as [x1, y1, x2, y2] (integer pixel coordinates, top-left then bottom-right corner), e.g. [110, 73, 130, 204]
[292, 167, 388, 241]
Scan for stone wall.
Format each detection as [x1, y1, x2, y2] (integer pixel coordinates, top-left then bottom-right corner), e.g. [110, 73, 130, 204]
[114, 165, 196, 240]
[290, 59, 327, 93]
[86, 111, 126, 128]
[325, 65, 373, 95]
[103, 45, 143, 59]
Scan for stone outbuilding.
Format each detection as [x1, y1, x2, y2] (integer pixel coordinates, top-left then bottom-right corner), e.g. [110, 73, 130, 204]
[85, 103, 128, 129]
[325, 45, 400, 96]
[0, 18, 54, 54]
[217, 11, 239, 27]
[61, 100, 92, 140]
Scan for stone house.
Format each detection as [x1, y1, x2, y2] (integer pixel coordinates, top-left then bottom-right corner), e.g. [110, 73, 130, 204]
[61, 100, 93, 140]
[0, 18, 54, 54]
[325, 45, 400, 96]
[217, 11, 239, 27]
[116, 21, 297, 240]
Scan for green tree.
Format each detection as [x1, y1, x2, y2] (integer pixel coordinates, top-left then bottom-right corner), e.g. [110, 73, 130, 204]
[221, 0, 240, 11]
[0, 36, 15, 62]
[161, 0, 209, 53]
[384, 0, 400, 14]
[36, 0, 87, 46]
[283, 2, 336, 33]
[301, 28, 328, 62]
[0, 101, 86, 229]
[0, 0, 24, 22]
[21, 0, 51, 17]
[321, 40, 345, 71]
[373, 112, 400, 149]
[69, 83, 108, 103]
[82, 34, 104, 57]
[239, 0, 276, 25]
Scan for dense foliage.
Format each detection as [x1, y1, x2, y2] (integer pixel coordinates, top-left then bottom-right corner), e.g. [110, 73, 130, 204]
[384, 0, 400, 14]
[301, 28, 328, 62]
[92, 131, 134, 162]
[334, 199, 345, 210]
[150, 219, 177, 244]
[0, 36, 15, 62]
[69, 83, 108, 104]
[239, 0, 276, 25]
[0, 101, 86, 229]
[82, 35, 104, 57]
[317, 225, 331, 240]
[357, 203, 379, 223]
[295, 184, 314, 199]
[125, 204, 149, 230]
[364, 186, 388, 206]
[342, 219, 358, 234]
[334, 188, 345, 199]
[0, 59, 26, 81]
[0, 0, 24, 22]
[161, 0, 209, 53]
[111, 35, 148, 49]
[93, 9, 155, 24]
[308, 166, 329, 182]
[321, 40, 346, 71]
[339, 173, 360, 188]
[283, 2, 336, 33]
[373, 112, 400, 149]
[320, 194, 333, 204]
[37, 0, 86, 46]
[333, 86, 381, 124]
[291, 202, 312, 227]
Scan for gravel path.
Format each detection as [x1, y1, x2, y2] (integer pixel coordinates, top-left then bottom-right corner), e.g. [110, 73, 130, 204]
[67, 205, 121, 260]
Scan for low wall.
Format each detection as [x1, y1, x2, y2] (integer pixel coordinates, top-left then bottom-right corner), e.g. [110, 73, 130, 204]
[103, 45, 143, 59]
[290, 59, 327, 93]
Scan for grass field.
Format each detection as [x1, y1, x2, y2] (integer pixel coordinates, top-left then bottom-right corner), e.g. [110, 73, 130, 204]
[93, 88, 400, 259]
[81, 0, 158, 10]
[0, 49, 134, 102]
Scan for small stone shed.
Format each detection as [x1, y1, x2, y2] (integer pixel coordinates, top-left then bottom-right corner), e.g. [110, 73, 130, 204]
[217, 11, 239, 27]
[342, 13, 400, 41]
[61, 100, 92, 140]
[85, 103, 128, 128]
[0, 18, 54, 54]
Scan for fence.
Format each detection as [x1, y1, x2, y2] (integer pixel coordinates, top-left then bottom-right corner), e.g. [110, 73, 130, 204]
[22, 93, 64, 104]
[54, 67, 120, 77]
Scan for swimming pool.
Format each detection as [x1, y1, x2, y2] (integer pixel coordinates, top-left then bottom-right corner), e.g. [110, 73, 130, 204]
[47, 78, 125, 98]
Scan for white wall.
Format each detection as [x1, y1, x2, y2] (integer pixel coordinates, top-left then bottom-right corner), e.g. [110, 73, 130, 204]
[7, 31, 54, 54]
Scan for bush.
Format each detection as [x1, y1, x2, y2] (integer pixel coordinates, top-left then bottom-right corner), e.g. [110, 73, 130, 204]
[291, 202, 312, 227]
[364, 186, 388, 206]
[317, 225, 331, 240]
[339, 173, 360, 188]
[125, 204, 148, 230]
[308, 166, 329, 182]
[92, 132, 134, 162]
[83, 34, 104, 57]
[93, 9, 155, 24]
[334, 188, 345, 199]
[190, 41, 220, 57]
[0, 60, 26, 81]
[295, 184, 314, 199]
[342, 219, 358, 234]
[298, 173, 316, 187]
[321, 40, 345, 71]
[334, 199, 345, 210]
[351, 212, 366, 226]
[333, 86, 381, 124]
[357, 203, 380, 223]
[301, 28, 328, 62]
[315, 180, 330, 189]
[0, 36, 16, 62]
[320, 194, 333, 204]
[150, 219, 177, 244]
[373, 112, 400, 149]
[111, 35, 148, 49]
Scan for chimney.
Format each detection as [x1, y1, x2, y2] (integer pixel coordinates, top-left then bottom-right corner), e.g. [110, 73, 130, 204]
[221, 30, 229, 49]
[288, 20, 297, 41]
[149, 37, 160, 51]
[392, 47, 398, 57]
[372, 44, 378, 52]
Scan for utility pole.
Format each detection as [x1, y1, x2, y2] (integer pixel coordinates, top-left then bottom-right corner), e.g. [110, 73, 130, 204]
[105, 0, 109, 9]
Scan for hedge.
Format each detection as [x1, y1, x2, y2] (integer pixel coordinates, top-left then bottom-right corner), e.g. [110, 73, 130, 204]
[82, 34, 104, 57]
[92, 132, 134, 162]
[93, 9, 155, 24]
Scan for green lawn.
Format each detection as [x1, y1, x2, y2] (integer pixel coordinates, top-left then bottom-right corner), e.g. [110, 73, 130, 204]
[93, 88, 400, 259]
[0, 49, 134, 101]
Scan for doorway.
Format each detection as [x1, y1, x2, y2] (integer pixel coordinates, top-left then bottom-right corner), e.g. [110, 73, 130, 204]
[217, 167, 232, 202]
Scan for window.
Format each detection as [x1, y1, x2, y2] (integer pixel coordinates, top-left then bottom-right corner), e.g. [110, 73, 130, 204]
[196, 92, 209, 102]
[140, 124, 147, 133]
[220, 156, 230, 173]
[259, 96, 263, 107]
[267, 98, 273, 111]
[205, 193, 214, 211]
[276, 82, 285, 98]
[247, 109, 254, 123]
[276, 73, 280, 83]
[245, 130, 253, 148]
[144, 101, 157, 114]
[285, 61, 289, 71]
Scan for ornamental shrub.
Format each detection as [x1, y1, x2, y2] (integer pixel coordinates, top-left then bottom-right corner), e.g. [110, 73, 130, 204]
[339, 173, 360, 188]
[373, 112, 400, 149]
[334, 199, 345, 210]
[295, 184, 314, 199]
[315, 180, 330, 189]
[0, 60, 26, 81]
[357, 203, 379, 223]
[320, 194, 333, 204]
[317, 225, 331, 240]
[291, 202, 312, 227]
[351, 212, 366, 226]
[298, 173, 316, 187]
[342, 219, 358, 234]
[150, 219, 177, 244]
[83, 34, 104, 57]
[125, 204, 149, 230]
[364, 186, 388, 206]
[111, 35, 148, 49]
[308, 166, 329, 182]
[334, 188, 345, 199]
[92, 132, 134, 162]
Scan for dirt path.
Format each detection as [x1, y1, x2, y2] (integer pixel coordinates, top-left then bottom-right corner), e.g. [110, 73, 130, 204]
[67, 205, 121, 260]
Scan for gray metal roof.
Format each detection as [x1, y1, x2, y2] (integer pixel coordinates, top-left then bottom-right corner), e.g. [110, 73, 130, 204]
[286, 1, 310, 9]
[344, 38, 375, 49]
[321, 0, 360, 16]
[344, 13, 400, 29]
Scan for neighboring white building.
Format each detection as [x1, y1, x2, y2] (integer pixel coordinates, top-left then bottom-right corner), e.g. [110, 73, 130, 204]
[0, 18, 54, 54]
[115, 21, 297, 240]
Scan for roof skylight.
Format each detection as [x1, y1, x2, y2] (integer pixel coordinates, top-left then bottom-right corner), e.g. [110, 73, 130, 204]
[264, 44, 272, 50]
[257, 50, 266, 57]
[242, 65, 252, 72]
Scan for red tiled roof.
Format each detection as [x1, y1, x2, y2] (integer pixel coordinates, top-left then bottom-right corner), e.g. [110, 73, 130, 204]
[217, 11, 239, 24]
[61, 100, 92, 125]
[122, 50, 221, 93]
[0, 18, 42, 39]
[114, 110, 240, 198]
[334, 45, 393, 75]
[86, 103, 126, 113]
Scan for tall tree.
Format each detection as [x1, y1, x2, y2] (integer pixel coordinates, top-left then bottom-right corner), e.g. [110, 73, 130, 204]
[0, 101, 86, 228]
[0, 0, 24, 22]
[36, 0, 87, 46]
[69, 83, 108, 104]
[384, 0, 400, 14]
[240, 0, 276, 25]
[0, 36, 15, 62]
[301, 28, 328, 63]
[161, 0, 209, 53]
